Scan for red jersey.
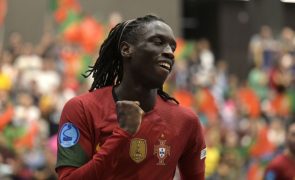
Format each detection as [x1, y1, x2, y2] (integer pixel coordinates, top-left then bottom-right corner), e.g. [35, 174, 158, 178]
[264, 153, 295, 180]
[56, 86, 206, 180]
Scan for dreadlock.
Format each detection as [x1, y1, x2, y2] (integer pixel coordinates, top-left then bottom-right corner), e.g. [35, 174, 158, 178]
[83, 14, 179, 104]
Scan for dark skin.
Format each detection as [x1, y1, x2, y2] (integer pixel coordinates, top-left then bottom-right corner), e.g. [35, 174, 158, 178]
[115, 20, 176, 134]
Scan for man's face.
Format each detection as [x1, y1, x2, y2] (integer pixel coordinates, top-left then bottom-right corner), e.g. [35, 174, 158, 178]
[126, 21, 176, 89]
[286, 123, 295, 155]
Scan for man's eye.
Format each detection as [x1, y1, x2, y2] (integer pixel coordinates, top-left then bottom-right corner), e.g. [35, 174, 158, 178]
[153, 38, 163, 45]
[171, 45, 176, 52]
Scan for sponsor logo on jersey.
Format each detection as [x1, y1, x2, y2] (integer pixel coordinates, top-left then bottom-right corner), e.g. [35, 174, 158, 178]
[200, 148, 206, 160]
[130, 138, 147, 163]
[58, 122, 80, 148]
[154, 134, 170, 165]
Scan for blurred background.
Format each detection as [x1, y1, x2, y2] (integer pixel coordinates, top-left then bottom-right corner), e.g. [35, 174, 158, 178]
[0, 0, 294, 179]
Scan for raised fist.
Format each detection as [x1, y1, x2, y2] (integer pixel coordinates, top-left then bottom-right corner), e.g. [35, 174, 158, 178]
[116, 101, 144, 134]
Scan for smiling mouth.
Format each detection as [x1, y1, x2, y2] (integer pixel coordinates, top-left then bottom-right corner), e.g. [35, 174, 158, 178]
[158, 62, 171, 72]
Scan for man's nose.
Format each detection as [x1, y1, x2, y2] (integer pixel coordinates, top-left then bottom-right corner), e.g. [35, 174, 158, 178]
[163, 45, 174, 59]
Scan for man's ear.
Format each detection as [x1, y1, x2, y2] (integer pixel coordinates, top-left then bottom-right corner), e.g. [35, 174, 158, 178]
[120, 41, 133, 58]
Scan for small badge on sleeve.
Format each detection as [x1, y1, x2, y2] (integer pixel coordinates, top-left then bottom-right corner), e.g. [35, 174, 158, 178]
[200, 148, 207, 160]
[59, 122, 80, 148]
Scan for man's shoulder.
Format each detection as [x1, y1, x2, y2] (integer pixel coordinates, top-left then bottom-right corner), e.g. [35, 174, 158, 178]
[158, 98, 200, 122]
[264, 154, 291, 179]
[64, 86, 113, 109]
[71, 86, 112, 102]
[267, 154, 286, 170]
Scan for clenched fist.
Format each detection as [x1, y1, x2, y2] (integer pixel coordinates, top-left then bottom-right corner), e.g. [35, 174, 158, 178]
[116, 101, 144, 134]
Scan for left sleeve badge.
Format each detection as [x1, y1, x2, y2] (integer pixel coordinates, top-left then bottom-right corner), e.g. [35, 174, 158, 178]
[200, 148, 206, 160]
[58, 122, 80, 148]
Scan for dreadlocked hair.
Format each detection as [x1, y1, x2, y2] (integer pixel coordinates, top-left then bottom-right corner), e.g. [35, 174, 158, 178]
[83, 14, 179, 104]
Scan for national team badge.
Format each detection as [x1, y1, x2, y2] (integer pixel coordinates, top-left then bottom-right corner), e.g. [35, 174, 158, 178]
[154, 135, 170, 165]
[130, 138, 147, 163]
[58, 122, 80, 148]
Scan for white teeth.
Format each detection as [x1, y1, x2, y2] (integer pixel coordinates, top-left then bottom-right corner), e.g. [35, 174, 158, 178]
[158, 62, 171, 70]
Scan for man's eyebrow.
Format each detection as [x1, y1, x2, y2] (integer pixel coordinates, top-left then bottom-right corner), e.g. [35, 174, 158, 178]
[150, 34, 177, 45]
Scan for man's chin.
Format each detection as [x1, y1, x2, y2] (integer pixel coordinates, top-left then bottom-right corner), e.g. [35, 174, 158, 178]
[290, 148, 295, 156]
[288, 145, 295, 156]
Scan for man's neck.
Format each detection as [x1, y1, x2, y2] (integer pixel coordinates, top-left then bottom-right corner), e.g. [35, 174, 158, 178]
[114, 83, 157, 112]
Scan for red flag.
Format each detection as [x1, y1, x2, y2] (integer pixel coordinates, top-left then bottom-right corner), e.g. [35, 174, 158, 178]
[0, 0, 7, 27]
[80, 17, 104, 53]
[0, 104, 13, 131]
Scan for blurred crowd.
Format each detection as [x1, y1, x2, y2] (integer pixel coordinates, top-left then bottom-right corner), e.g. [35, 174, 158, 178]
[0, 10, 295, 180]
[166, 25, 295, 179]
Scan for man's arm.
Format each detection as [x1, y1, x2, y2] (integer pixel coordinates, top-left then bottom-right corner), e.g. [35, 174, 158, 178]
[57, 127, 130, 180]
[264, 162, 280, 180]
[56, 99, 142, 180]
[55, 98, 132, 179]
[178, 116, 206, 180]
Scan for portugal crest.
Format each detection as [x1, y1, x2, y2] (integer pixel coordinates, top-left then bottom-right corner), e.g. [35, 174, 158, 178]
[154, 135, 170, 165]
[130, 138, 147, 163]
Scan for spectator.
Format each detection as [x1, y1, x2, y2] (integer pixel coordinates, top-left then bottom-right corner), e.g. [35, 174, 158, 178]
[264, 117, 295, 179]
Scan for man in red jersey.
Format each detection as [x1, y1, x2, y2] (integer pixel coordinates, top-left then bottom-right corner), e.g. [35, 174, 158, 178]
[264, 117, 295, 180]
[56, 14, 206, 180]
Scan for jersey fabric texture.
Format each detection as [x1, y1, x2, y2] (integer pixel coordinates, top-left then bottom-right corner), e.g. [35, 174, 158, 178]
[264, 154, 295, 180]
[56, 86, 206, 180]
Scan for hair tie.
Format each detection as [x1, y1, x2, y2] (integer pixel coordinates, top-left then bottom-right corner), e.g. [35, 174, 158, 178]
[117, 19, 135, 51]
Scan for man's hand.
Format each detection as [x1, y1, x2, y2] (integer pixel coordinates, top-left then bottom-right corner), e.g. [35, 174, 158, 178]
[116, 101, 144, 134]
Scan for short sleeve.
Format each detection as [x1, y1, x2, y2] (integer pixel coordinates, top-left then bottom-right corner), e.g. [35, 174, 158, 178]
[56, 98, 93, 169]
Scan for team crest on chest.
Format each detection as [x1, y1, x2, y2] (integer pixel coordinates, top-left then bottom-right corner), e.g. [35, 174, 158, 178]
[130, 138, 147, 163]
[154, 134, 170, 165]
